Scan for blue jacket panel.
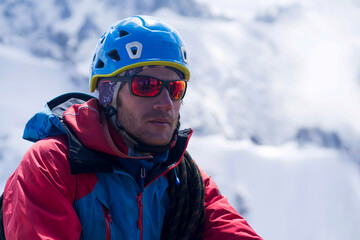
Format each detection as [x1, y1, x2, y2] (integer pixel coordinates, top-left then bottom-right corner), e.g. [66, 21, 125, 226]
[74, 172, 170, 240]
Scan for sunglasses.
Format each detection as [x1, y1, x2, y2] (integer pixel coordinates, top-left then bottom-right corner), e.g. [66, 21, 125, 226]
[103, 75, 187, 100]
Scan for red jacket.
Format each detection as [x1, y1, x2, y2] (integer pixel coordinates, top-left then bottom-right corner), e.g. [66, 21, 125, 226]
[3, 94, 262, 240]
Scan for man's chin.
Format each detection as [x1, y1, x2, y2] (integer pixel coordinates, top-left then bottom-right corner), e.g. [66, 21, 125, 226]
[140, 137, 172, 147]
[136, 131, 174, 147]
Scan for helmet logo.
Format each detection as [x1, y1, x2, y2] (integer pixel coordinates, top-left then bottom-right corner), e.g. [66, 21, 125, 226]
[126, 41, 143, 59]
[181, 46, 188, 64]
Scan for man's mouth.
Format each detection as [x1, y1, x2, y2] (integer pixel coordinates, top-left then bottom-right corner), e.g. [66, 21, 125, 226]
[148, 118, 171, 126]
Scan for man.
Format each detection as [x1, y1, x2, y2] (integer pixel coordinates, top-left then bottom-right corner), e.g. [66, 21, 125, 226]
[1, 15, 262, 239]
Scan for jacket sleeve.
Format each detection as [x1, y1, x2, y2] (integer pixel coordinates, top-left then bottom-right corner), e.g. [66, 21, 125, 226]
[200, 168, 263, 240]
[3, 136, 82, 240]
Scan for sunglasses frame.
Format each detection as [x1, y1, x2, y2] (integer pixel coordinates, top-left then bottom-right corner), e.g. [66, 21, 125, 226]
[106, 75, 187, 100]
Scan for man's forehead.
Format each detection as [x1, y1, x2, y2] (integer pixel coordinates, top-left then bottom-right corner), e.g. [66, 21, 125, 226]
[138, 66, 183, 80]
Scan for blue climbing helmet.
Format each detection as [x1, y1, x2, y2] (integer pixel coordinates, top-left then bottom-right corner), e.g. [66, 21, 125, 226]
[89, 15, 190, 92]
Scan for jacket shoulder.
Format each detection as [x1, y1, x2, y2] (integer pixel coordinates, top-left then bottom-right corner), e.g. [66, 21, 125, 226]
[3, 134, 85, 239]
[18, 135, 98, 200]
[14, 135, 74, 194]
[198, 166, 262, 239]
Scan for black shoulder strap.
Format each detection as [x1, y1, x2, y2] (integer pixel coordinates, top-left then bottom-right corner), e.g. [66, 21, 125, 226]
[0, 193, 5, 240]
[61, 123, 117, 175]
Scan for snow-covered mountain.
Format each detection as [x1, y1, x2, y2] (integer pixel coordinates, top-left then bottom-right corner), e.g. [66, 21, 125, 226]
[0, 0, 210, 60]
[1, 0, 360, 239]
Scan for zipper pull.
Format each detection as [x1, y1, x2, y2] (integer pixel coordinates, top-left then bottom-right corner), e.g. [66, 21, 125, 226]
[140, 167, 146, 179]
[174, 168, 180, 186]
[139, 167, 146, 192]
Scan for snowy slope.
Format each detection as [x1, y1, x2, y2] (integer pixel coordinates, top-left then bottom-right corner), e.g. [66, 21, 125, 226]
[188, 136, 360, 240]
[0, 44, 80, 188]
[1, 0, 360, 239]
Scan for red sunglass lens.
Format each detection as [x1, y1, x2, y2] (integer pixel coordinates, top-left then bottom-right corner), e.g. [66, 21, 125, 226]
[131, 76, 161, 97]
[169, 81, 186, 100]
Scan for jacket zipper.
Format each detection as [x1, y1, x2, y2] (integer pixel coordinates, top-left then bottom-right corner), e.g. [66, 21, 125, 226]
[111, 131, 192, 239]
[134, 143, 190, 238]
[136, 167, 146, 240]
[137, 192, 144, 240]
[101, 203, 112, 240]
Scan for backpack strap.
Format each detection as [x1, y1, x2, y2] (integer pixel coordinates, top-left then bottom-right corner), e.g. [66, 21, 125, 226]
[0, 193, 5, 240]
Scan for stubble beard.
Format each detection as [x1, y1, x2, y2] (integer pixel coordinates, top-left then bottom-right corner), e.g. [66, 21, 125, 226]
[116, 104, 177, 147]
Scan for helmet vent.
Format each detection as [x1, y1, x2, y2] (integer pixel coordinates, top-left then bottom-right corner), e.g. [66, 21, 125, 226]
[108, 49, 121, 61]
[181, 46, 188, 64]
[131, 47, 137, 55]
[119, 30, 129, 38]
[126, 41, 143, 59]
[96, 59, 105, 68]
[100, 36, 106, 44]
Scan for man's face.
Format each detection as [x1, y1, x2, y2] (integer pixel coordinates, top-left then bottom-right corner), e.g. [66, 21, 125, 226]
[116, 66, 182, 147]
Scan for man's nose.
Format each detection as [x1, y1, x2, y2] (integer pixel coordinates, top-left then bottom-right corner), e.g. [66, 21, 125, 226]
[153, 87, 173, 110]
